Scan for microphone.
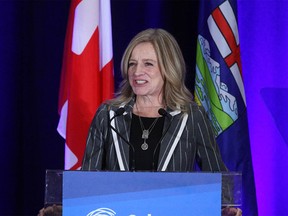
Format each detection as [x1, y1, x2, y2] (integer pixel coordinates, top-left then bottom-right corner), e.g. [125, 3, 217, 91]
[109, 107, 136, 171]
[112, 107, 125, 119]
[152, 108, 173, 171]
[158, 108, 172, 120]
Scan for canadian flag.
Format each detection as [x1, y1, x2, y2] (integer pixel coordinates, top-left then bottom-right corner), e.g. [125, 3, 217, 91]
[57, 0, 114, 170]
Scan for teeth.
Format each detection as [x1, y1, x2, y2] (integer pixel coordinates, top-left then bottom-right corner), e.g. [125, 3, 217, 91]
[136, 80, 146, 84]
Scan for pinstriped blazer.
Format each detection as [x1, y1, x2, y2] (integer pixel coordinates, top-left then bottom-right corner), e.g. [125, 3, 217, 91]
[81, 99, 228, 172]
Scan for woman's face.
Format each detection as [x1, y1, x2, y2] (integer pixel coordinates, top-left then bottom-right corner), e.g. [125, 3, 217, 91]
[128, 42, 164, 99]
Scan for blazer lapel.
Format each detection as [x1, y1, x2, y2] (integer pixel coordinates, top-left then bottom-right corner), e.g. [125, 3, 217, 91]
[157, 111, 188, 171]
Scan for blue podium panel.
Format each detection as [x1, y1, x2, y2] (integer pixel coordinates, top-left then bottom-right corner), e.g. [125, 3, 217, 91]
[63, 171, 221, 216]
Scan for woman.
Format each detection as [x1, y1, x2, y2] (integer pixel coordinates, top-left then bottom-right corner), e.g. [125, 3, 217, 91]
[81, 28, 228, 173]
[82, 28, 242, 216]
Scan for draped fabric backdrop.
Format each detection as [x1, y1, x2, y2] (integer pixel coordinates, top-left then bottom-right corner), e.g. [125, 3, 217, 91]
[238, 1, 288, 215]
[0, 0, 287, 215]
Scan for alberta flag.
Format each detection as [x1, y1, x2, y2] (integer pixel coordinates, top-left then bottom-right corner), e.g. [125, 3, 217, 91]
[57, 0, 114, 170]
[195, 0, 258, 215]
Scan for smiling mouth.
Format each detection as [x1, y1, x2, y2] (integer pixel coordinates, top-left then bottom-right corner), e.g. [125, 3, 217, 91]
[135, 80, 147, 84]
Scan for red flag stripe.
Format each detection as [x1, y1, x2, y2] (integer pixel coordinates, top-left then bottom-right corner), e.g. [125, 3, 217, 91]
[58, 0, 114, 170]
[212, 7, 242, 76]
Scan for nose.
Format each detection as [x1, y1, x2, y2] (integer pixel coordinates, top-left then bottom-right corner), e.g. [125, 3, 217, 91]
[133, 63, 145, 76]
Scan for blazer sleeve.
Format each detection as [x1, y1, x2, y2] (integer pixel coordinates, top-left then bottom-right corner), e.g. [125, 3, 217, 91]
[192, 105, 228, 171]
[81, 103, 109, 171]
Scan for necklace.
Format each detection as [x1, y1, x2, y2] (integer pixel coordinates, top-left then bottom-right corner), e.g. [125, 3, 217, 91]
[135, 103, 160, 151]
[138, 116, 159, 150]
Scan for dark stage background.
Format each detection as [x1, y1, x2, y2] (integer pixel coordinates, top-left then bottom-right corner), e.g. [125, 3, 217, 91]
[2, 0, 288, 215]
[0, 0, 199, 215]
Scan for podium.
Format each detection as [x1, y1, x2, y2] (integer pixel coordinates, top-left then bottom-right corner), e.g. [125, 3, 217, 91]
[45, 170, 242, 216]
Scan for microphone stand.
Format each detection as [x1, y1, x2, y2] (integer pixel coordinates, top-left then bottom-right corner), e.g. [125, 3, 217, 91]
[151, 109, 173, 171]
[109, 108, 136, 171]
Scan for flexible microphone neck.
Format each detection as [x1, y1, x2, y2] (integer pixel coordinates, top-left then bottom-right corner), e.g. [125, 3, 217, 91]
[109, 108, 136, 171]
[152, 108, 173, 171]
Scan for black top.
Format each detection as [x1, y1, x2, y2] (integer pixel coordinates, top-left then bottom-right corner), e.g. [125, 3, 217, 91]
[129, 113, 164, 171]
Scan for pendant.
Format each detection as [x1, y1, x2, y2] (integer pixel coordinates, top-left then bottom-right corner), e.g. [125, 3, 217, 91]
[142, 130, 149, 139]
[141, 140, 148, 151]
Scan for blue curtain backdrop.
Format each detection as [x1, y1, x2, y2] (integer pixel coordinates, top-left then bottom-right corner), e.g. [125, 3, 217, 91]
[238, 0, 288, 215]
[0, 0, 287, 215]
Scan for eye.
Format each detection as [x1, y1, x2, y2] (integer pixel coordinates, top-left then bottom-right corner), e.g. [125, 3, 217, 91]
[128, 62, 136, 68]
[144, 62, 153, 67]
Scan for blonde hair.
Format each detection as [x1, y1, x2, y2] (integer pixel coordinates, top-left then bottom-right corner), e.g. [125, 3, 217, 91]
[110, 28, 192, 112]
